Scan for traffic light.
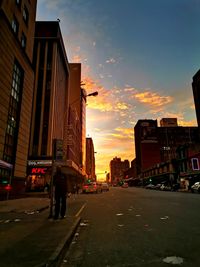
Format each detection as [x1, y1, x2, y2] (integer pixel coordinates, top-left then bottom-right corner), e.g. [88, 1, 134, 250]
[5, 184, 12, 191]
[1, 178, 9, 185]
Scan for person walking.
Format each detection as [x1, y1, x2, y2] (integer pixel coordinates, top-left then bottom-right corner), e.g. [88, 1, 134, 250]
[53, 166, 67, 219]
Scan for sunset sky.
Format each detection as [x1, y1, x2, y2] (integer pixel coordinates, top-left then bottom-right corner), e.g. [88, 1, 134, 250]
[37, 0, 200, 180]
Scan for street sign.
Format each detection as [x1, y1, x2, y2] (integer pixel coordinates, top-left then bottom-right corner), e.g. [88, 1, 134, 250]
[53, 139, 63, 161]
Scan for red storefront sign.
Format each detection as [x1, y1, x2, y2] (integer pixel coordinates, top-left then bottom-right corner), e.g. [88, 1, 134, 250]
[31, 168, 47, 174]
[5, 184, 12, 191]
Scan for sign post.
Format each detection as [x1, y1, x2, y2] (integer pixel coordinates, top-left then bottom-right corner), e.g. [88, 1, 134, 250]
[49, 139, 63, 218]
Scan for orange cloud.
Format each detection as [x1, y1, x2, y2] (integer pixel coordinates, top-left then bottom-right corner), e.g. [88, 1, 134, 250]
[88, 100, 114, 112]
[116, 102, 129, 110]
[134, 91, 173, 107]
[115, 128, 134, 139]
[84, 77, 132, 115]
[178, 120, 197, 127]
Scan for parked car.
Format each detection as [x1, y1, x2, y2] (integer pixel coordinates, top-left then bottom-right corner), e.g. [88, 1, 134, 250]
[101, 182, 109, 191]
[121, 182, 128, 188]
[145, 183, 155, 189]
[154, 184, 162, 190]
[160, 183, 171, 191]
[82, 182, 102, 194]
[191, 182, 200, 193]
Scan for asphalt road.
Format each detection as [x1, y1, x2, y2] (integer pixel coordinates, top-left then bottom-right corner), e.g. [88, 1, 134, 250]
[60, 187, 200, 267]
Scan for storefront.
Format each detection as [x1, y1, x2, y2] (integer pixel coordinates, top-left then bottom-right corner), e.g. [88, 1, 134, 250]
[26, 158, 86, 192]
[26, 160, 52, 192]
[0, 160, 13, 199]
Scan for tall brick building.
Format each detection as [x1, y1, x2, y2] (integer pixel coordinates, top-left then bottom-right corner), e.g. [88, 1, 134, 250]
[134, 119, 199, 176]
[27, 21, 70, 191]
[134, 120, 160, 176]
[0, 0, 37, 196]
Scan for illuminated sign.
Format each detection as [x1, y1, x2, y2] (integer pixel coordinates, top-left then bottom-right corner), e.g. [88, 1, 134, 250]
[27, 160, 52, 166]
[5, 184, 12, 191]
[191, 158, 199, 170]
[31, 168, 47, 174]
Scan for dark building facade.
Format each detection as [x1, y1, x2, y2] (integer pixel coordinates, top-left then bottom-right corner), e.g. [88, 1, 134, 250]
[86, 137, 96, 180]
[124, 159, 137, 180]
[159, 126, 199, 163]
[134, 120, 160, 176]
[110, 157, 129, 184]
[67, 63, 87, 176]
[0, 0, 37, 197]
[63, 63, 87, 189]
[192, 69, 200, 129]
[27, 21, 70, 191]
[134, 119, 199, 176]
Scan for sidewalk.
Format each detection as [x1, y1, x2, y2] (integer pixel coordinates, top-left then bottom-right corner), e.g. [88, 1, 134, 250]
[0, 196, 83, 267]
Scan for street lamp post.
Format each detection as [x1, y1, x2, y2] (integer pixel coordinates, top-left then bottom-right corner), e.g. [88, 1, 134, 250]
[69, 91, 98, 106]
[64, 89, 98, 183]
[86, 91, 98, 97]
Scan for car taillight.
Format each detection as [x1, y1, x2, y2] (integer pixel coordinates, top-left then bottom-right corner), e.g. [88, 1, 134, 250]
[5, 184, 12, 191]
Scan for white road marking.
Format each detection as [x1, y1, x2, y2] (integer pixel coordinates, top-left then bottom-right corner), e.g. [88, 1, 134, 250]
[75, 203, 86, 217]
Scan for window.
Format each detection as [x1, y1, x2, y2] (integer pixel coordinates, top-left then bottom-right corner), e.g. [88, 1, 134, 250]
[191, 158, 199, 170]
[3, 60, 24, 164]
[21, 32, 26, 49]
[23, 5, 29, 25]
[11, 17, 19, 35]
[16, 0, 21, 8]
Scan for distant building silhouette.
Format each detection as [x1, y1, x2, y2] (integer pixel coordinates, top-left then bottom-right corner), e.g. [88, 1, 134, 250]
[110, 157, 129, 184]
[160, 118, 178, 127]
[192, 69, 200, 130]
[86, 138, 96, 180]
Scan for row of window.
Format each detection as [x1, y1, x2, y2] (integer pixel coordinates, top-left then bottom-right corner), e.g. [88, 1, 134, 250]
[191, 158, 199, 170]
[11, 1, 29, 49]
[16, 0, 29, 25]
[11, 17, 27, 49]
[3, 60, 24, 164]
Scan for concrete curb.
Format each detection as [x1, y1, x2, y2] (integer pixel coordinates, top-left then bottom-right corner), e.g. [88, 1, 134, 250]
[35, 216, 81, 267]
[37, 205, 50, 213]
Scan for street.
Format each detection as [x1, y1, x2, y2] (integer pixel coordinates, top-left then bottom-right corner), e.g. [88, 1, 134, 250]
[61, 187, 200, 267]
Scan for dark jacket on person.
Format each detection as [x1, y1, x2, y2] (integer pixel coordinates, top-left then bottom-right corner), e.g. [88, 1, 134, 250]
[53, 170, 67, 196]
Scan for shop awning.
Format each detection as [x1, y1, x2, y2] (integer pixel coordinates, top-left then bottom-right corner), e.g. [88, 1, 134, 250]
[55, 160, 84, 178]
[0, 160, 13, 169]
